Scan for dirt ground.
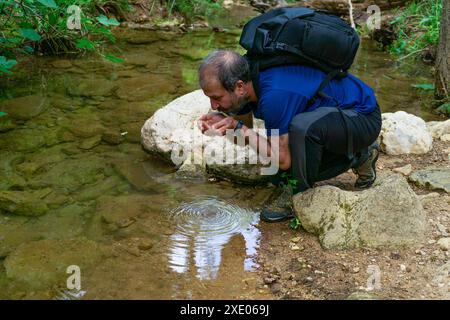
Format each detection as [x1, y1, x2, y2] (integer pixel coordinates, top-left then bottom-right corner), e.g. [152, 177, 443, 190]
[254, 140, 450, 300]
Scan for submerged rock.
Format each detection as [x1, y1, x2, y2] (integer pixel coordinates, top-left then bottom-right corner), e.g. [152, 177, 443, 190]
[293, 173, 426, 249]
[78, 135, 102, 150]
[112, 160, 160, 192]
[3, 238, 106, 290]
[28, 155, 107, 193]
[59, 108, 106, 138]
[15, 145, 67, 177]
[97, 194, 171, 232]
[380, 111, 433, 155]
[0, 190, 49, 216]
[0, 152, 26, 191]
[75, 176, 126, 202]
[1, 128, 47, 152]
[0, 95, 47, 121]
[0, 204, 91, 258]
[67, 78, 117, 98]
[115, 74, 177, 102]
[141, 90, 271, 184]
[409, 167, 450, 193]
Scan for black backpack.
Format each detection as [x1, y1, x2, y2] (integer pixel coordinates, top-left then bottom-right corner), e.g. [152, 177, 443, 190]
[239, 7, 360, 106]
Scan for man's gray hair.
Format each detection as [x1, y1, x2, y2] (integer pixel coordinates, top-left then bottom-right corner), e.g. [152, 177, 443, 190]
[198, 50, 251, 92]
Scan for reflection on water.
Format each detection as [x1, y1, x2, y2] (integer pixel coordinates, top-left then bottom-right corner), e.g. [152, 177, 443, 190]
[168, 197, 260, 280]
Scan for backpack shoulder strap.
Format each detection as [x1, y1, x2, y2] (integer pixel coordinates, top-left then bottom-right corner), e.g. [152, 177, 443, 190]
[246, 57, 261, 99]
[306, 69, 344, 107]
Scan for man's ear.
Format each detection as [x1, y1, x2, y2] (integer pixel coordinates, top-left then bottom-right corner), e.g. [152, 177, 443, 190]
[235, 80, 245, 93]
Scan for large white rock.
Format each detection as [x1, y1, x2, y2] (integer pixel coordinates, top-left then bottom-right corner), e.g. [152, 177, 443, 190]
[141, 90, 273, 183]
[380, 111, 433, 155]
[293, 173, 426, 249]
[427, 119, 450, 141]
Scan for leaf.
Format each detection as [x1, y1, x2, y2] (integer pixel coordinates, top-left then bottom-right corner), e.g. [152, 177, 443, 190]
[289, 217, 301, 230]
[23, 46, 34, 53]
[75, 38, 95, 50]
[37, 0, 58, 8]
[103, 54, 124, 63]
[411, 83, 435, 90]
[436, 103, 450, 116]
[0, 111, 8, 117]
[0, 56, 17, 69]
[0, 37, 22, 44]
[19, 28, 41, 41]
[96, 15, 120, 26]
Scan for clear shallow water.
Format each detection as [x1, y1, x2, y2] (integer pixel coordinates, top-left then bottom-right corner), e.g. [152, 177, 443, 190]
[0, 23, 442, 299]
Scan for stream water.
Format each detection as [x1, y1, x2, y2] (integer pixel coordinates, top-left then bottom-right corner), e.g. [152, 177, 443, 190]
[0, 11, 441, 299]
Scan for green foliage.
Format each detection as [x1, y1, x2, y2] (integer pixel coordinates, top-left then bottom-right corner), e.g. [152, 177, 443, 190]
[289, 217, 301, 230]
[37, 0, 58, 8]
[0, 56, 17, 75]
[0, 111, 8, 117]
[389, 0, 442, 59]
[411, 83, 435, 90]
[436, 102, 450, 116]
[280, 171, 299, 189]
[166, 0, 223, 22]
[97, 14, 120, 26]
[0, 0, 130, 75]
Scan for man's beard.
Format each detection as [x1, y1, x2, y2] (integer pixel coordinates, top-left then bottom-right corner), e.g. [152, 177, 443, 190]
[221, 92, 250, 116]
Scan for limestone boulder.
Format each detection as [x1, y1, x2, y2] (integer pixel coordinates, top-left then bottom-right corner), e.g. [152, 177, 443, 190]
[380, 111, 433, 155]
[293, 173, 426, 249]
[141, 90, 271, 183]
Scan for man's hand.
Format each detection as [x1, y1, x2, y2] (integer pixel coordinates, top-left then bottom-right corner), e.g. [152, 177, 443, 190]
[198, 113, 237, 136]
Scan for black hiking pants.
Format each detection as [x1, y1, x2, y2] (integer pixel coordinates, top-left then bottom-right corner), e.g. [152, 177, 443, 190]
[288, 105, 382, 192]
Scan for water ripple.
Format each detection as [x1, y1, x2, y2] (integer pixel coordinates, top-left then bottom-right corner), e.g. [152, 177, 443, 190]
[167, 197, 260, 280]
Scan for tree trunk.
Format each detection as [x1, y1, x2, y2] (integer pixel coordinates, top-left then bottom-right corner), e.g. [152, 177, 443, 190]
[435, 0, 450, 102]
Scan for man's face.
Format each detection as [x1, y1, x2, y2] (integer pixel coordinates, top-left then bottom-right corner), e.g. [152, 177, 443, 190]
[201, 77, 249, 116]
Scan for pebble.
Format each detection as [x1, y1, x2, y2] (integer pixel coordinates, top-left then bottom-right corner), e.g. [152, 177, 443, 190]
[270, 283, 282, 294]
[428, 239, 437, 244]
[314, 270, 324, 275]
[290, 237, 301, 243]
[264, 277, 276, 285]
[393, 164, 412, 176]
[305, 277, 313, 282]
[352, 267, 360, 273]
[400, 264, 406, 272]
[437, 237, 450, 251]
[436, 223, 449, 236]
[390, 252, 401, 260]
[291, 245, 301, 251]
[126, 246, 141, 257]
[137, 239, 154, 251]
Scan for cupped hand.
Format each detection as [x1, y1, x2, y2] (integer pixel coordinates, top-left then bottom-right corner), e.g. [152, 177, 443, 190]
[197, 113, 237, 136]
[197, 112, 225, 133]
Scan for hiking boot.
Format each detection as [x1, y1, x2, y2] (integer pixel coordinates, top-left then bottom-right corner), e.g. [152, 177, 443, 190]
[260, 185, 295, 223]
[260, 209, 294, 222]
[352, 142, 380, 189]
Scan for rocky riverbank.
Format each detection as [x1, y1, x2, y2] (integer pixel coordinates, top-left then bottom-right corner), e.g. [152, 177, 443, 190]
[141, 90, 450, 299]
[256, 138, 449, 300]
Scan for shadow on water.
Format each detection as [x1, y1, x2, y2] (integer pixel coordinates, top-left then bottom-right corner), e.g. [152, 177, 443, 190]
[0, 20, 443, 299]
